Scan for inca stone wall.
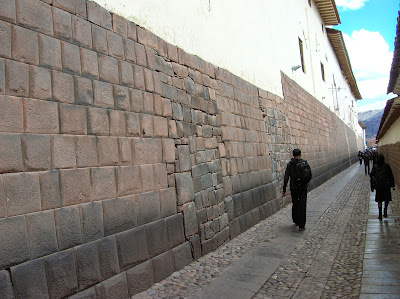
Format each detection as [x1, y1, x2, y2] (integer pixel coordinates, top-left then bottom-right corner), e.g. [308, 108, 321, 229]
[0, 0, 363, 298]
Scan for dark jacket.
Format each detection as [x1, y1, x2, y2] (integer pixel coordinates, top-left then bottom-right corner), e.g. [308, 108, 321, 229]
[283, 158, 311, 192]
[370, 162, 395, 202]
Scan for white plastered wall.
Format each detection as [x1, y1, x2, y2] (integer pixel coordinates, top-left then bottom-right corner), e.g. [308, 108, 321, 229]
[93, 0, 362, 136]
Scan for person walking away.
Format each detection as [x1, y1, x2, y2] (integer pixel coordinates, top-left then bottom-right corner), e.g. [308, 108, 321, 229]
[282, 149, 312, 231]
[363, 151, 371, 175]
[370, 154, 395, 220]
[358, 151, 363, 165]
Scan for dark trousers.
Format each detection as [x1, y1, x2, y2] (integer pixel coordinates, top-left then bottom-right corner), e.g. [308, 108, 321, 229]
[291, 188, 307, 228]
[364, 160, 370, 174]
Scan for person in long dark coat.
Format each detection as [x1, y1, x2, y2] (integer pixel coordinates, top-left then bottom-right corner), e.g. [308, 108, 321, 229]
[370, 154, 395, 219]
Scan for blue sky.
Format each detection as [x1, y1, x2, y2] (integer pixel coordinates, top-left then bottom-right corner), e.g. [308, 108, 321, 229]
[333, 0, 399, 112]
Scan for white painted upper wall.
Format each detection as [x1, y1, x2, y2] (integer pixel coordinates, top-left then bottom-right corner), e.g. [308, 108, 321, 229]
[93, 0, 362, 136]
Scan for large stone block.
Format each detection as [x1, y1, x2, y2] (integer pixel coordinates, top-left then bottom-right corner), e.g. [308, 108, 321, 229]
[97, 236, 120, 280]
[44, 249, 78, 299]
[76, 136, 98, 167]
[39, 170, 61, 210]
[116, 165, 140, 196]
[97, 136, 119, 166]
[95, 273, 129, 299]
[3, 172, 40, 216]
[103, 195, 138, 236]
[93, 80, 114, 108]
[172, 242, 193, 270]
[145, 219, 168, 258]
[22, 134, 51, 171]
[54, 206, 82, 250]
[59, 103, 88, 135]
[0, 95, 23, 133]
[52, 135, 76, 169]
[52, 70, 74, 104]
[181, 202, 198, 237]
[39, 31, 62, 70]
[29, 65, 51, 100]
[16, 0, 53, 35]
[12, 25, 39, 65]
[126, 260, 154, 297]
[153, 163, 168, 190]
[132, 138, 162, 164]
[0, 216, 30, 269]
[159, 187, 177, 218]
[79, 201, 104, 243]
[60, 168, 91, 206]
[166, 214, 185, 249]
[177, 145, 191, 172]
[151, 250, 175, 283]
[0, 270, 14, 299]
[5, 60, 29, 97]
[88, 107, 109, 135]
[75, 242, 101, 291]
[11, 258, 49, 299]
[116, 226, 148, 271]
[26, 210, 57, 259]
[72, 15, 92, 48]
[109, 110, 126, 136]
[80, 48, 99, 79]
[61, 41, 81, 74]
[175, 172, 194, 205]
[137, 191, 161, 225]
[0, 133, 23, 173]
[91, 167, 116, 201]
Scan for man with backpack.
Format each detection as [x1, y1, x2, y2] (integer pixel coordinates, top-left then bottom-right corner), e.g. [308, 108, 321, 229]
[282, 149, 312, 231]
[370, 154, 395, 220]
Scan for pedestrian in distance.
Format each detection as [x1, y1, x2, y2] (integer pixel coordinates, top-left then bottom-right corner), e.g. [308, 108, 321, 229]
[282, 149, 312, 231]
[370, 154, 395, 220]
[363, 151, 371, 175]
[358, 151, 363, 165]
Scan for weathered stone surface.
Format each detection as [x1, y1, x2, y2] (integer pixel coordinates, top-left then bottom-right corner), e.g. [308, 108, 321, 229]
[151, 250, 175, 283]
[54, 206, 82, 250]
[95, 273, 129, 299]
[116, 226, 148, 271]
[79, 201, 104, 243]
[103, 195, 138, 236]
[145, 219, 168, 258]
[97, 236, 120, 280]
[166, 214, 185, 249]
[0, 270, 14, 299]
[44, 249, 78, 299]
[126, 260, 154, 297]
[175, 172, 194, 205]
[182, 202, 198, 237]
[75, 242, 101, 291]
[172, 241, 193, 270]
[11, 258, 49, 299]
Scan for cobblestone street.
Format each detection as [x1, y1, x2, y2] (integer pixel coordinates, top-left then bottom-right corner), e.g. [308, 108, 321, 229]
[133, 164, 400, 299]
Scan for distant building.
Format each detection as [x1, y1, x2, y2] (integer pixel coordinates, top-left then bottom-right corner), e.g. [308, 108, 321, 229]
[379, 9, 400, 187]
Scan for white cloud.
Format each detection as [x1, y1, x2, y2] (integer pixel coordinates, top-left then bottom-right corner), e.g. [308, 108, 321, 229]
[335, 0, 369, 10]
[357, 98, 390, 112]
[343, 29, 393, 105]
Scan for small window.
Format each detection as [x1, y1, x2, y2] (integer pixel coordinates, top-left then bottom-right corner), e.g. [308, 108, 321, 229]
[308, 0, 312, 7]
[299, 38, 305, 73]
[321, 62, 325, 81]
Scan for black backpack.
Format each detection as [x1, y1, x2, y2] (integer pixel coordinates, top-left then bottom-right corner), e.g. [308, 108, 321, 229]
[372, 165, 390, 190]
[295, 160, 312, 187]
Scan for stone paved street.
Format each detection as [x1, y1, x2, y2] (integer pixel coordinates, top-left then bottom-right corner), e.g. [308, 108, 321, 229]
[133, 164, 400, 299]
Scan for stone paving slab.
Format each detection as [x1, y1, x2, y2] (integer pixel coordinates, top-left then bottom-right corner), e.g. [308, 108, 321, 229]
[133, 164, 400, 298]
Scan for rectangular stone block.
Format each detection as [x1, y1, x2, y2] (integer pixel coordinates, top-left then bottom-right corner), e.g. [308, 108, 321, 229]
[166, 214, 185, 249]
[95, 273, 129, 299]
[172, 242, 193, 270]
[75, 75, 94, 105]
[76, 135, 98, 167]
[24, 98, 59, 133]
[54, 206, 82, 250]
[60, 168, 91, 206]
[0, 0, 16, 23]
[114, 85, 130, 111]
[0, 95, 23, 133]
[11, 258, 49, 299]
[153, 163, 168, 190]
[44, 249, 78, 299]
[98, 54, 118, 84]
[116, 165, 140, 196]
[39, 170, 61, 211]
[175, 172, 194, 205]
[0, 133, 23, 173]
[62, 41, 81, 74]
[139, 164, 154, 193]
[0, 216, 30, 269]
[0, 176, 5, 218]
[52, 70, 74, 103]
[38, 34, 61, 70]
[126, 112, 140, 136]
[91, 167, 116, 201]
[103, 195, 138, 236]
[97, 136, 119, 166]
[16, 0, 53, 35]
[72, 15, 92, 48]
[116, 226, 148, 271]
[126, 260, 154, 297]
[26, 210, 57, 259]
[156, 186, 176, 217]
[140, 113, 154, 137]
[29, 65, 51, 100]
[107, 30, 124, 59]
[79, 201, 104, 243]
[132, 138, 162, 164]
[145, 219, 168, 259]
[182, 202, 198, 237]
[60, 103, 88, 135]
[151, 250, 175, 283]
[97, 236, 120, 280]
[4, 172, 40, 216]
[22, 134, 51, 171]
[133, 64, 145, 90]
[130, 88, 143, 112]
[88, 107, 109, 135]
[75, 242, 101, 291]
[0, 270, 14, 299]
[153, 116, 168, 138]
[109, 110, 126, 136]
[137, 191, 161, 225]
[118, 137, 132, 164]
[93, 80, 114, 108]
[12, 24, 39, 65]
[5, 59, 29, 97]
[53, 6, 72, 40]
[119, 61, 134, 86]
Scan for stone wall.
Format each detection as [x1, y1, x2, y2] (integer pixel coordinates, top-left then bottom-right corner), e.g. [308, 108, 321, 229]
[0, 0, 363, 298]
